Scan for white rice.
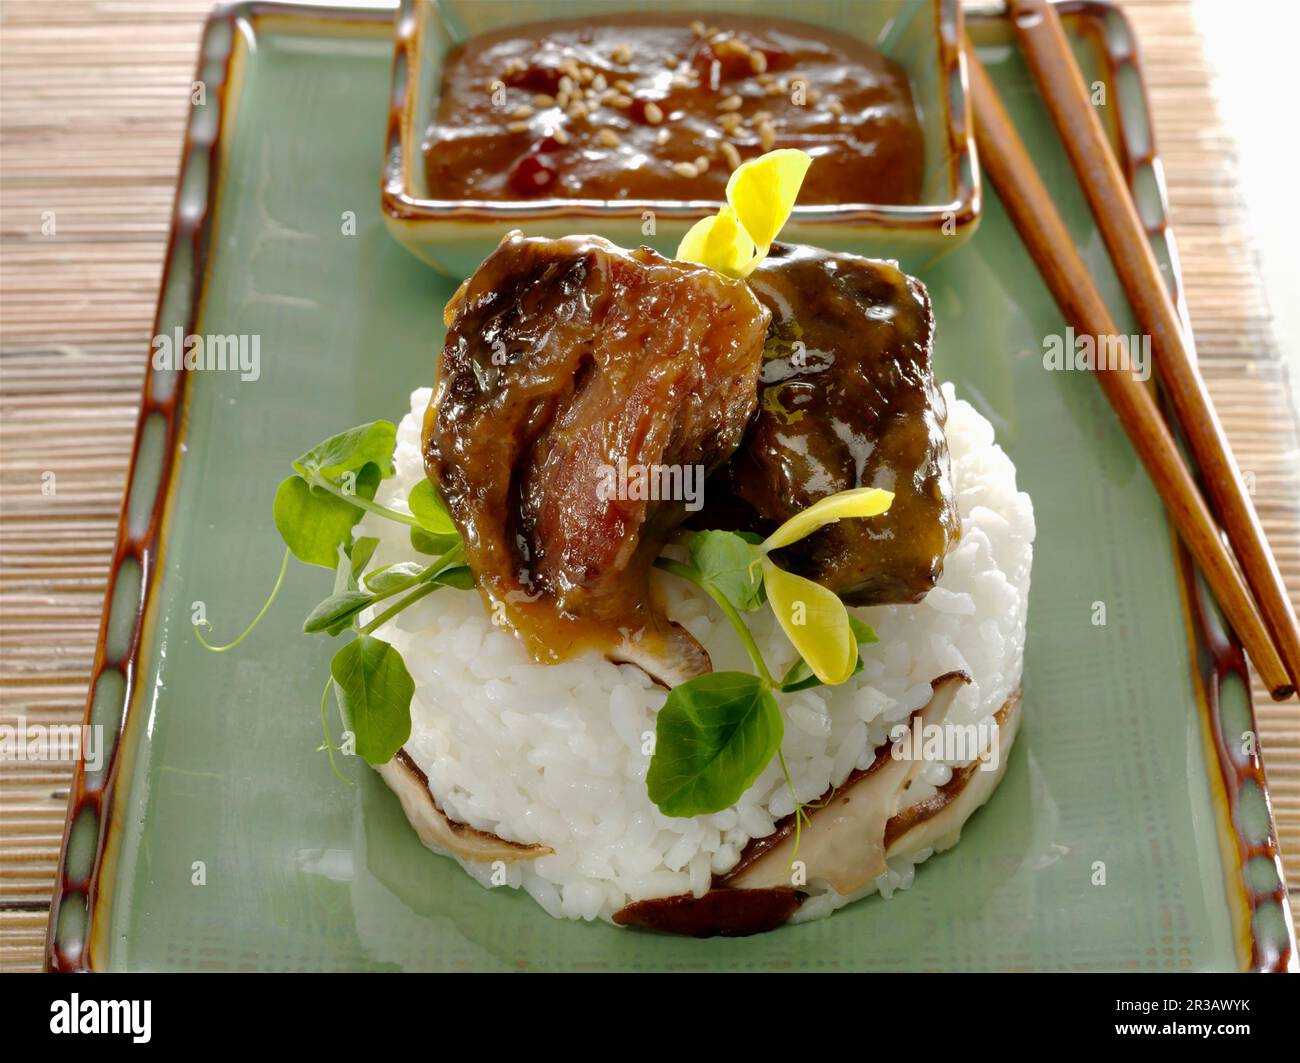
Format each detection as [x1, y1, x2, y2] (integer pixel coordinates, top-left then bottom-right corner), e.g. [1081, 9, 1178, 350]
[357, 382, 1035, 924]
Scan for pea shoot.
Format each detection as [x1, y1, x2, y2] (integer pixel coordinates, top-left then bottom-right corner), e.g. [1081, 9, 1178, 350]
[195, 420, 470, 777]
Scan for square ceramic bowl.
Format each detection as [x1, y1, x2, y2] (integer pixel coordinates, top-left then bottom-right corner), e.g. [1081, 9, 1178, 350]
[382, 0, 979, 276]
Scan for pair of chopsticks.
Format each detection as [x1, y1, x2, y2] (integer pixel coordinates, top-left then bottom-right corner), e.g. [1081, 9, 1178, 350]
[964, 0, 1300, 701]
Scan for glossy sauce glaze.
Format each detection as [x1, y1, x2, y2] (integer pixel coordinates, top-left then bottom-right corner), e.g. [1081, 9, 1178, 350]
[423, 232, 770, 683]
[423, 14, 924, 204]
[701, 243, 958, 605]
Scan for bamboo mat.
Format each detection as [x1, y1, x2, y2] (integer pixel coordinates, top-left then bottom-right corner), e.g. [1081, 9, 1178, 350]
[1, 0, 1297, 973]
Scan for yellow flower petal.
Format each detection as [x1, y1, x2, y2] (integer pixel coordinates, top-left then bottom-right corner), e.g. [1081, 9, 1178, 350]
[675, 206, 757, 279]
[762, 558, 857, 685]
[725, 148, 813, 256]
[762, 487, 894, 552]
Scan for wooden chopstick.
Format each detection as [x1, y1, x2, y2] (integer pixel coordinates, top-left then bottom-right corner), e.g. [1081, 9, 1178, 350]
[1003, 0, 1300, 695]
[961, 34, 1295, 701]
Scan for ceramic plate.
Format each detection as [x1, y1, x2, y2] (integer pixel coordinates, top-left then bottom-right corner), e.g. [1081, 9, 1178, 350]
[47, 0, 1295, 971]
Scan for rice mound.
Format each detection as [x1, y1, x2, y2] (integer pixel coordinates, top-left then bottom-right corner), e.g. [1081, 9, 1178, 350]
[358, 383, 1035, 924]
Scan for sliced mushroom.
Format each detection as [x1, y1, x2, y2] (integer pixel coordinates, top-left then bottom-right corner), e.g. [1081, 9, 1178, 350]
[609, 629, 712, 689]
[612, 887, 803, 938]
[377, 749, 552, 864]
[610, 678, 1022, 935]
[884, 689, 1022, 859]
[725, 672, 971, 894]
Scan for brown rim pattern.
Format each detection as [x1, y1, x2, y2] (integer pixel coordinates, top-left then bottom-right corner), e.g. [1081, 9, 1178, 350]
[1056, 0, 1293, 973]
[42, 0, 392, 975]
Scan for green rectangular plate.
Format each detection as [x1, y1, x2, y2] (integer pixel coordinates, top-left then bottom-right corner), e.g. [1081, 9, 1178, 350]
[48, 0, 1295, 971]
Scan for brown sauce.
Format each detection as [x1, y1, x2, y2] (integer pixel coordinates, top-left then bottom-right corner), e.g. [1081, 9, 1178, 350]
[423, 14, 924, 204]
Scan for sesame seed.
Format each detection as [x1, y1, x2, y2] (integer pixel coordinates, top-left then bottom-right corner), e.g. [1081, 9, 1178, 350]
[766, 82, 784, 96]
[597, 128, 621, 147]
[644, 101, 664, 125]
[750, 51, 768, 75]
[720, 111, 742, 133]
[754, 110, 772, 123]
[828, 99, 845, 116]
[559, 76, 575, 95]
[758, 120, 777, 151]
[593, 74, 608, 92]
[672, 161, 700, 178]
[615, 79, 634, 94]
[512, 104, 534, 119]
[533, 94, 555, 108]
[578, 66, 595, 83]
[611, 44, 633, 65]
[721, 141, 742, 170]
[507, 120, 531, 133]
[656, 127, 670, 146]
[716, 38, 751, 60]
[552, 127, 570, 144]
[690, 20, 707, 36]
[718, 94, 743, 111]
[694, 155, 709, 172]
[567, 101, 588, 119]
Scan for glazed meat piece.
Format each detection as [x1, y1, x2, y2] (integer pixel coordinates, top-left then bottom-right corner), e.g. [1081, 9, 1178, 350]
[704, 243, 957, 605]
[424, 232, 771, 683]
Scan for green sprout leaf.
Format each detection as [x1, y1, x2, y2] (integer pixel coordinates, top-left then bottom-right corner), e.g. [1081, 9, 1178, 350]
[408, 478, 457, 536]
[647, 671, 783, 817]
[273, 464, 380, 569]
[310, 552, 473, 637]
[292, 421, 396, 483]
[364, 561, 428, 596]
[688, 530, 765, 612]
[329, 634, 413, 765]
[303, 590, 374, 636]
[410, 524, 460, 556]
[431, 565, 474, 590]
[348, 536, 380, 583]
[368, 560, 473, 595]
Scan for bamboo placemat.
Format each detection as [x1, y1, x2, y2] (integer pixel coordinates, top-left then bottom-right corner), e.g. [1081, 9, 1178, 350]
[1, 0, 1297, 973]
